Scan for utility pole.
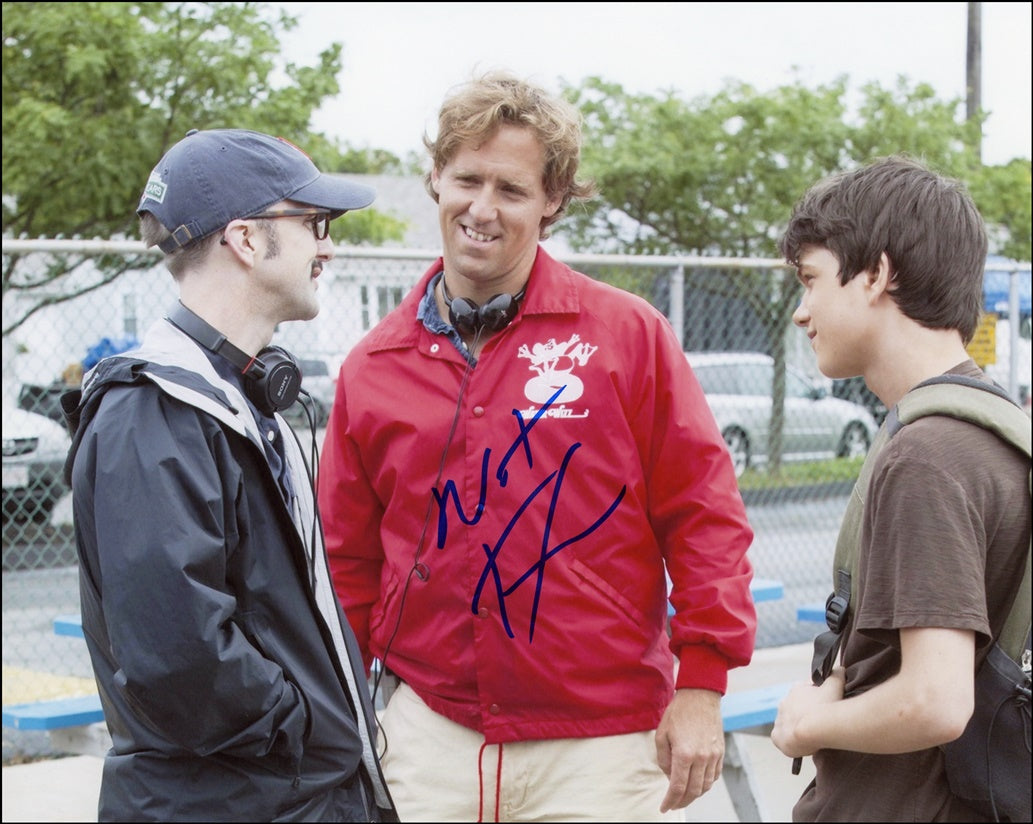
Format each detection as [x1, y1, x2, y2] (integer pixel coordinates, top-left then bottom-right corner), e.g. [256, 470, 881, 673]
[966, 1, 982, 163]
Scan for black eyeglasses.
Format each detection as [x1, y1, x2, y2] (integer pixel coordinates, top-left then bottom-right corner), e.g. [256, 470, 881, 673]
[250, 208, 332, 240]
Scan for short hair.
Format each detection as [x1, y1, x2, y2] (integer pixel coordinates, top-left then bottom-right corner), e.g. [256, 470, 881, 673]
[140, 212, 221, 279]
[423, 70, 596, 238]
[140, 213, 279, 279]
[780, 155, 988, 343]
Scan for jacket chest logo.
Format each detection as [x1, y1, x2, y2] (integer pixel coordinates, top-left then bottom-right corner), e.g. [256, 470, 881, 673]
[516, 334, 597, 417]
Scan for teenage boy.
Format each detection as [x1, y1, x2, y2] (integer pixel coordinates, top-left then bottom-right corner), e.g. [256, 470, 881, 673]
[771, 155, 1031, 821]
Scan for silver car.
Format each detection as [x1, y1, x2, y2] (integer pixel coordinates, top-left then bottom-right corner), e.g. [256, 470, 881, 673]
[686, 352, 878, 477]
[3, 399, 72, 523]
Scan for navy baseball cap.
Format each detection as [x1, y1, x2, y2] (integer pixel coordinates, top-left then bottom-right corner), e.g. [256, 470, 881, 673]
[138, 128, 376, 253]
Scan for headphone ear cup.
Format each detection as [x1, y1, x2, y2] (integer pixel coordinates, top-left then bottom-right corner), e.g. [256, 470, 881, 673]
[478, 293, 519, 333]
[447, 294, 523, 335]
[166, 303, 302, 416]
[448, 296, 482, 336]
[247, 346, 302, 415]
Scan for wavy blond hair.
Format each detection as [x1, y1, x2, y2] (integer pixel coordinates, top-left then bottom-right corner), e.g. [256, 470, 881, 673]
[423, 71, 596, 239]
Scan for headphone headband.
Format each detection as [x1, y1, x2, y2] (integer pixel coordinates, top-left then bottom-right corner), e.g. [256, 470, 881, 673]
[165, 302, 301, 414]
[167, 302, 261, 376]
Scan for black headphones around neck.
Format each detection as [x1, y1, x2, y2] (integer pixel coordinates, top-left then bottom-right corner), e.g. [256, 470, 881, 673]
[166, 302, 302, 416]
[441, 277, 525, 336]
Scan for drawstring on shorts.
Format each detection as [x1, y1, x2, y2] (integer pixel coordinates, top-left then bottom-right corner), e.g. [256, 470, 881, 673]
[477, 741, 504, 822]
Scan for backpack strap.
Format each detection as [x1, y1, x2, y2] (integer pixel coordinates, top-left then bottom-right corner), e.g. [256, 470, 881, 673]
[809, 374, 1032, 683]
[808, 422, 893, 684]
[892, 375, 1029, 448]
[1008, 551, 1032, 668]
[894, 376, 1031, 663]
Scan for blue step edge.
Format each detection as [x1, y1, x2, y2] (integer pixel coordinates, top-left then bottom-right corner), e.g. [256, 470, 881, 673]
[4, 686, 788, 734]
[53, 613, 85, 638]
[797, 602, 827, 623]
[2, 694, 105, 731]
[721, 682, 792, 732]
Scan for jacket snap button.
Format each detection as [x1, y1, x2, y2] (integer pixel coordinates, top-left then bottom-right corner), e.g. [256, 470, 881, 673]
[473, 406, 485, 417]
[489, 704, 500, 715]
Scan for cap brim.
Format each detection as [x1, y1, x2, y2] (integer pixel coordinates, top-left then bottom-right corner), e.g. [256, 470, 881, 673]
[290, 174, 376, 216]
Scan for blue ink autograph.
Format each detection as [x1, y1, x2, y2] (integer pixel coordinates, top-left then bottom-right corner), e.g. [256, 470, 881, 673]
[432, 386, 626, 642]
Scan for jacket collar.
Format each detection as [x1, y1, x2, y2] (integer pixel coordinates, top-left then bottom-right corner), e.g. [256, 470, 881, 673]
[363, 245, 581, 354]
[79, 318, 266, 444]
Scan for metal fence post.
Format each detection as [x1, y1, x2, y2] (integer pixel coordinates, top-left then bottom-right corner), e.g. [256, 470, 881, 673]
[669, 264, 685, 349]
[1008, 268, 1020, 399]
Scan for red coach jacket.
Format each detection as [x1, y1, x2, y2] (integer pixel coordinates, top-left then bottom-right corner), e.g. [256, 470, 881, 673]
[318, 246, 756, 744]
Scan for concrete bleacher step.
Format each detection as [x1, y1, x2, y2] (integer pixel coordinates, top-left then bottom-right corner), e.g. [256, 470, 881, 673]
[1, 664, 96, 705]
[2, 657, 110, 755]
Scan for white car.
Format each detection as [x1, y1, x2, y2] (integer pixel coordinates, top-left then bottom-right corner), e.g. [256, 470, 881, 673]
[2, 401, 73, 523]
[686, 352, 878, 477]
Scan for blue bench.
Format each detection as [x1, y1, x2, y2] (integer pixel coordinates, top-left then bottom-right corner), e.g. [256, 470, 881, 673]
[797, 601, 826, 623]
[668, 577, 784, 619]
[719, 680, 794, 821]
[2, 614, 108, 754]
[54, 613, 85, 638]
[38, 611, 789, 817]
[2, 694, 104, 731]
[721, 681, 790, 732]
[44, 614, 791, 820]
[749, 578, 784, 603]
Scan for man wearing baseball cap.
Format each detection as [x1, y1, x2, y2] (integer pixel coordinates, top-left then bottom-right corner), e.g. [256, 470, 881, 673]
[62, 129, 398, 822]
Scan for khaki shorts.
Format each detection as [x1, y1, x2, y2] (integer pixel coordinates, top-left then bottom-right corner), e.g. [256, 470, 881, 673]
[379, 680, 683, 822]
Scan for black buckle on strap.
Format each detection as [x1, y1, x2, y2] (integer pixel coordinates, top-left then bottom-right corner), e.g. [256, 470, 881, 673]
[825, 593, 848, 633]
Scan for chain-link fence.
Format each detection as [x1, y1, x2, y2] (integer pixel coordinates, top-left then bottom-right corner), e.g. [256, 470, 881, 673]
[3, 239, 1030, 762]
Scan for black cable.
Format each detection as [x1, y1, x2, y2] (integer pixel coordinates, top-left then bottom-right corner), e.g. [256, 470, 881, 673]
[285, 387, 321, 590]
[370, 327, 484, 739]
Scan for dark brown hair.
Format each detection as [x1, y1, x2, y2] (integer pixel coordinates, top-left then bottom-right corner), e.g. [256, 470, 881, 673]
[780, 155, 988, 343]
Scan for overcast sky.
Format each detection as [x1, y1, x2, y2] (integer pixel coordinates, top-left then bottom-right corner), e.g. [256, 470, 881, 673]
[275, 1, 1031, 167]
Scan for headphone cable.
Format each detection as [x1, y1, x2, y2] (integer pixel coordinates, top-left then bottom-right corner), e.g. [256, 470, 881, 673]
[285, 387, 321, 590]
[371, 329, 483, 731]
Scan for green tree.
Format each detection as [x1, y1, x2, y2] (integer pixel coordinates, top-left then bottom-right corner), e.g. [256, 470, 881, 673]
[562, 74, 1031, 473]
[565, 73, 1029, 260]
[966, 159, 1032, 262]
[565, 76, 853, 257]
[564, 76, 857, 472]
[848, 77, 1030, 262]
[2, 1, 407, 335]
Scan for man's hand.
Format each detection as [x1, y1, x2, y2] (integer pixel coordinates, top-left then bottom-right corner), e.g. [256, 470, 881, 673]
[654, 687, 724, 812]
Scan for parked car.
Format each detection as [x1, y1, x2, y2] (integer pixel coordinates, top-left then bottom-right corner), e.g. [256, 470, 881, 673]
[686, 352, 879, 477]
[17, 380, 71, 424]
[2, 398, 73, 523]
[282, 354, 342, 429]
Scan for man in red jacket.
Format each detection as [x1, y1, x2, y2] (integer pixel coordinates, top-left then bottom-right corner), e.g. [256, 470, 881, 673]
[318, 71, 756, 821]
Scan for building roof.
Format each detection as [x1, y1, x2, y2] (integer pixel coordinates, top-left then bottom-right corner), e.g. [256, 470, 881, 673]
[335, 173, 441, 252]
